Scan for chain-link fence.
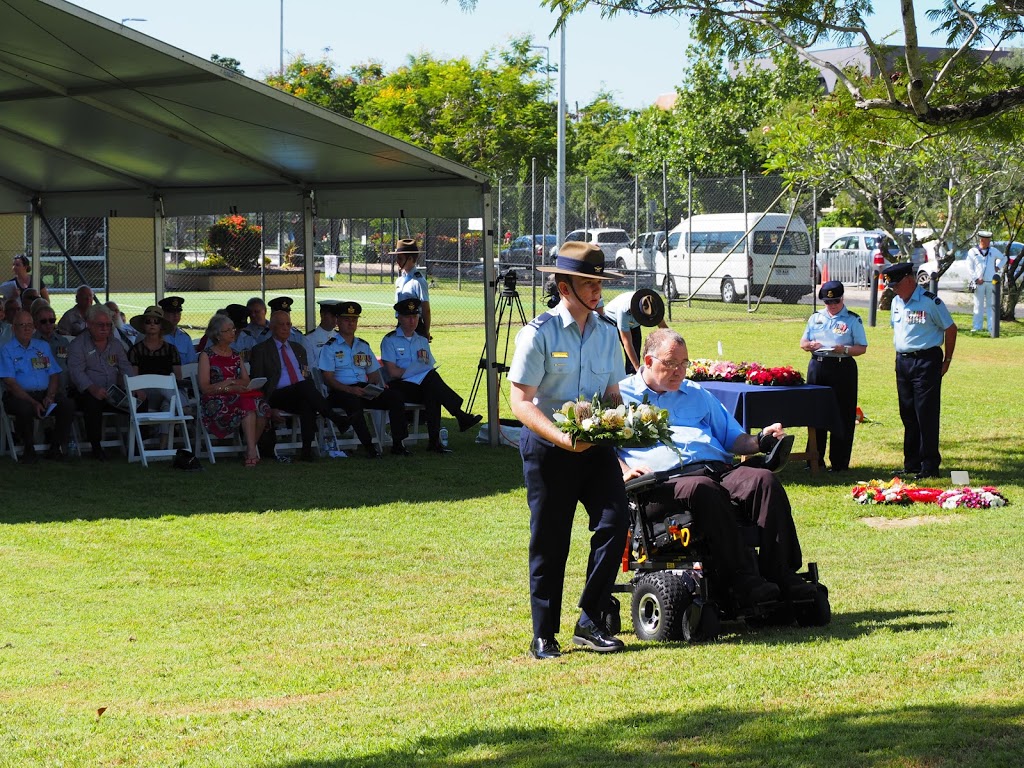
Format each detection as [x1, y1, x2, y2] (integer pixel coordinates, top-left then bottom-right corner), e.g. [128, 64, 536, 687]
[0, 172, 823, 344]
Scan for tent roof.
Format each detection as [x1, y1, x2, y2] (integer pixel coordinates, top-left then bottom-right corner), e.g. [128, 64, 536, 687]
[0, 0, 489, 218]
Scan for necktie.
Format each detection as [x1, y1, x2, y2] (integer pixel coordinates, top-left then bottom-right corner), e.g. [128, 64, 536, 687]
[279, 342, 299, 385]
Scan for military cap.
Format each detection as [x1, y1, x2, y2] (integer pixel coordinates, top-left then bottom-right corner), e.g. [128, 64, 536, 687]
[630, 288, 665, 327]
[977, 229, 993, 239]
[268, 296, 293, 312]
[335, 301, 362, 318]
[394, 297, 422, 316]
[881, 262, 914, 283]
[317, 299, 341, 312]
[158, 296, 185, 312]
[222, 303, 249, 328]
[818, 280, 844, 300]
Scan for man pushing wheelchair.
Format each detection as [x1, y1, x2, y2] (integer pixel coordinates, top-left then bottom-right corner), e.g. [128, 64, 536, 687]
[615, 329, 827, 639]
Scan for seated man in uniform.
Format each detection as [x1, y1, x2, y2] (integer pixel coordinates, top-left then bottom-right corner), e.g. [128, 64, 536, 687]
[318, 301, 411, 458]
[304, 299, 340, 362]
[32, 301, 71, 372]
[57, 284, 94, 337]
[380, 298, 480, 454]
[0, 310, 74, 462]
[248, 309, 350, 461]
[617, 329, 816, 602]
[159, 296, 198, 365]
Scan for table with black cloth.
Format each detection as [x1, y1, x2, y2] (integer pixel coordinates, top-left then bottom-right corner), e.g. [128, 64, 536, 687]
[699, 380, 841, 473]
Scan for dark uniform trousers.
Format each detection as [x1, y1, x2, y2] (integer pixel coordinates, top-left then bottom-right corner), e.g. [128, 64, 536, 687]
[327, 384, 408, 446]
[75, 390, 140, 448]
[599, 315, 642, 376]
[805, 355, 858, 471]
[388, 369, 463, 444]
[648, 466, 803, 584]
[520, 427, 628, 638]
[3, 390, 74, 450]
[267, 378, 346, 451]
[895, 347, 943, 474]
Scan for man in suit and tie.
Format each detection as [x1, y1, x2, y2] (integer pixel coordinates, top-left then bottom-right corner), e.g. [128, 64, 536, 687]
[248, 310, 349, 461]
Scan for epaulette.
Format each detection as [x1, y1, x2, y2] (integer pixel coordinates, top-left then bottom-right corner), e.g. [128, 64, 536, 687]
[383, 329, 398, 338]
[528, 311, 554, 330]
[325, 336, 337, 345]
[355, 336, 368, 346]
[922, 290, 942, 304]
[412, 270, 423, 278]
[848, 311, 862, 321]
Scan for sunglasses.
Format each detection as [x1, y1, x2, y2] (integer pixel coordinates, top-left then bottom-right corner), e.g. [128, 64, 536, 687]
[38, 318, 56, 324]
[144, 318, 163, 325]
[823, 298, 842, 305]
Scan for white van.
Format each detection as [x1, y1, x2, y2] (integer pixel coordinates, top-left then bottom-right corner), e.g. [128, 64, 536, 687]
[655, 213, 814, 303]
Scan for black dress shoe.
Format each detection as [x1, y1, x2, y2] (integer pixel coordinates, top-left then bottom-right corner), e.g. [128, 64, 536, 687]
[390, 444, 413, 456]
[457, 412, 482, 432]
[776, 572, 817, 601]
[91, 445, 107, 462]
[734, 575, 780, 606]
[914, 470, 941, 480]
[528, 637, 561, 659]
[45, 446, 68, 462]
[363, 445, 382, 459]
[426, 443, 453, 454]
[891, 468, 918, 477]
[827, 466, 848, 474]
[297, 448, 316, 462]
[571, 621, 624, 653]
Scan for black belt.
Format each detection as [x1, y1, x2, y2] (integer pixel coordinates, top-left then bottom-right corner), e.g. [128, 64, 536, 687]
[812, 355, 852, 363]
[897, 347, 940, 358]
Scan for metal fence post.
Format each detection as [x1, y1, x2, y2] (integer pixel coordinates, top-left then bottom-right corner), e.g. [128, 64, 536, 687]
[991, 275, 1001, 338]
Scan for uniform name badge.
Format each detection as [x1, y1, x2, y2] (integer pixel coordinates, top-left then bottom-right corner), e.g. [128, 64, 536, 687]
[551, 352, 569, 358]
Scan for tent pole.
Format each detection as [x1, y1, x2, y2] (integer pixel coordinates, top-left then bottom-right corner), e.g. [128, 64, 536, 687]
[302, 192, 315, 332]
[153, 196, 165, 303]
[482, 185, 499, 447]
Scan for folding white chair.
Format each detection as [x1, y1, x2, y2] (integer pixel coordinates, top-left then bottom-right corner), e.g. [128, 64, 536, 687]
[0, 385, 79, 461]
[188, 367, 246, 464]
[124, 374, 193, 467]
[178, 362, 202, 449]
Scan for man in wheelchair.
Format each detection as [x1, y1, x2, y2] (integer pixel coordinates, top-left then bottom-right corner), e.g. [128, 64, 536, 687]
[617, 329, 818, 608]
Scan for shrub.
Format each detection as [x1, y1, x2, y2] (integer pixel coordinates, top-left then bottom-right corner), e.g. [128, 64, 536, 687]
[206, 215, 262, 270]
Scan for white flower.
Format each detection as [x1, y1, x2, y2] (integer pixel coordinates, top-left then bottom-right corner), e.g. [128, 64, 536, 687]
[580, 417, 595, 431]
[621, 426, 634, 440]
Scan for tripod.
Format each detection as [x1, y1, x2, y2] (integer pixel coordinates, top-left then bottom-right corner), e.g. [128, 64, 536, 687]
[467, 272, 528, 413]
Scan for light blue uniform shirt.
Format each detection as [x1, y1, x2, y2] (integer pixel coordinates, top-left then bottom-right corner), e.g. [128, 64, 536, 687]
[801, 305, 868, 356]
[0, 337, 62, 390]
[380, 330, 434, 385]
[164, 327, 197, 365]
[507, 303, 620, 419]
[304, 326, 339, 363]
[318, 336, 380, 385]
[890, 286, 954, 353]
[601, 291, 643, 332]
[617, 371, 746, 471]
[395, 270, 429, 304]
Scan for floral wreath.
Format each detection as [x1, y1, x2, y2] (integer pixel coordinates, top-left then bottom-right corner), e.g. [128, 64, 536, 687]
[686, 358, 804, 387]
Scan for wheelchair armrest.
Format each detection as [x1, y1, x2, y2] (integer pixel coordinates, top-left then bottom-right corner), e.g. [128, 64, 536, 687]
[624, 472, 664, 493]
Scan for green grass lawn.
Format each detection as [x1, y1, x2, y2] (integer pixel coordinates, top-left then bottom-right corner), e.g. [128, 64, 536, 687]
[1, 304, 1022, 767]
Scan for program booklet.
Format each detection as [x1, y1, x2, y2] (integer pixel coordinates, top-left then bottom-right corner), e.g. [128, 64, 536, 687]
[362, 382, 384, 398]
[247, 377, 267, 390]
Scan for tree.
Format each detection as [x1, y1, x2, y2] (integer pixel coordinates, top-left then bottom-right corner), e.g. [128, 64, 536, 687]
[565, 91, 637, 224]
[210, 54, 244, 74]
[507, 1, 1024, 126]
[265, 56, 383, 118]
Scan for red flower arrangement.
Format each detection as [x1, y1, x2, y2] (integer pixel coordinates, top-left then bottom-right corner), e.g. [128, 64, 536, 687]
[745, 364, 804, 387]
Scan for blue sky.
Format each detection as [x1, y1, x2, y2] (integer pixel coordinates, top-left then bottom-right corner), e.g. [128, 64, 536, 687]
[73, 0, 945, 110]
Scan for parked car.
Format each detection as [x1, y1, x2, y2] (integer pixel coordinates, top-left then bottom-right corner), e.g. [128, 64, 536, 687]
[501, 234, 557, 266]
[816, 229, 927, 286]
[550, 228, 631, 268]
[614, 231, 666, 272]
[918, 240, 1021, 291]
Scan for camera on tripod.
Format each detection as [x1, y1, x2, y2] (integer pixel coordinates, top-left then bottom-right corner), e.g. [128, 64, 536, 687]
[495, 269, 518, 296]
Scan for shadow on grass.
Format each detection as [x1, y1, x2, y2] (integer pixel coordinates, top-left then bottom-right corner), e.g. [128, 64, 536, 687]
[274, 701, 1024, 768]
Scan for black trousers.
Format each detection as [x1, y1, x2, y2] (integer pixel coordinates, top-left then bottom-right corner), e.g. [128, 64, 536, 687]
[805, 356, 858, 470]
[75, 390, 135, 448]
[388, 370, 463, 444]
[895, 347, 943, 474]
[327, 383, 408, 446]
[4, 390, 74, 451]
[267, 378, 342, 450]
[520, 428, 628, 638]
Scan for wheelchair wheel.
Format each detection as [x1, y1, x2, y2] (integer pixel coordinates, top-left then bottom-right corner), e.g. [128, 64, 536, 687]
[795, 583, 831, 627]
[631, 572, 690, 641]
[681, 600, 720, 643]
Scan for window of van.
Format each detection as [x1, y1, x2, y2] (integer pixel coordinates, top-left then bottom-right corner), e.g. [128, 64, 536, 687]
[752, 231, 810, 255]
[684, 231, 745, 253]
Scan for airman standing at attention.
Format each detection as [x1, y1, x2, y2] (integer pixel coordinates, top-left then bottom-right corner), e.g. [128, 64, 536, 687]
[391, 239, 431, 339]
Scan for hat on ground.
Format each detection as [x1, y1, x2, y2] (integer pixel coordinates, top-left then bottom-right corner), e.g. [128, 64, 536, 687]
[268, 296, 294, 313]
[978, 229, 993, 239]
[388, 238, 422, 257]
[881, 262, 914, 283]
[394, 297, 422, 316]
[335, 301, 362, 318]
[222, 304, 249, 329]
[130, 305, 172, 334]
[536, 241, 622, 280]
[818, 280, 844, 301]
[630, 288, 665, 327]
[158, 296, 185, 313]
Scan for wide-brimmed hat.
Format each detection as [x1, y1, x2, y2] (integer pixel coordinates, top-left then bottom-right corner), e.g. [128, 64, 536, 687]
[536, 242, 622, 280]
[388, 239, 422, 257]
[818, 280, 844, 301]
[130, 305, 172, 334]
[630, 288, 665, 327]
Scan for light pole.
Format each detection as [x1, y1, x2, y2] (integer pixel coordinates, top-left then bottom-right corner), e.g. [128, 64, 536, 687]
[279, 0, 284, 75]
[556, 25, 566, 246]
[529, 44, 551, 102]
[120, 17, 145, 25]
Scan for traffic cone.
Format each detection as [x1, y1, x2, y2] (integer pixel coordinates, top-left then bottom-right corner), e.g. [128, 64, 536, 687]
[820, 262, 829, 285]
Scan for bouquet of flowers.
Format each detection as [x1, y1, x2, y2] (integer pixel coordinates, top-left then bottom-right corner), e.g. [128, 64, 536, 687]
[745, 363, 804, 387]
[553, 395, 674, 449]
[851, 477, 915, 505]
[936, 487, 1008, 509]
[687, 358, 751, 383]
